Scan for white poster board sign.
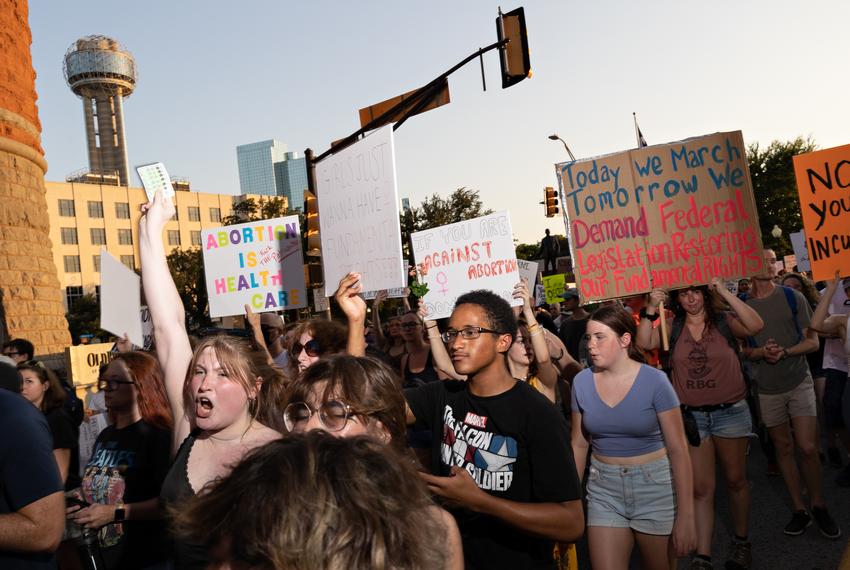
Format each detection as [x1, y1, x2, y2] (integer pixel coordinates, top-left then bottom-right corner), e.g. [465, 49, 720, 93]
[789, 231, 811, 272]
[140, 305, 153, 350]
[363, 259, 409, 300]
[313, 288, 330, 313]
[316, 124, 405, 298]
[99, 250, 144, 347]
[201, 216, 307, 318]
[517, 259, 539, 288]
[411, 211, 522, 320]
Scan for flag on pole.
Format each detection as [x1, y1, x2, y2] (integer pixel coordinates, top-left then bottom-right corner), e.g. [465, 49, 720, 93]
[633, 112, 647, 148]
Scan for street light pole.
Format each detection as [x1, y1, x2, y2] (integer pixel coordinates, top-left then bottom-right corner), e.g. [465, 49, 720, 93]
[548, 134, 576, 161]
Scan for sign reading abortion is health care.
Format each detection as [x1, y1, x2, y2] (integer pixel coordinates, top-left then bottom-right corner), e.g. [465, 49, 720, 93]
[792, 143, 850, 281]
[557, 131, 764, 302]
[316, 124, 406, 298]
[411, 211, 522, 320]
[201, 216, 307, 318]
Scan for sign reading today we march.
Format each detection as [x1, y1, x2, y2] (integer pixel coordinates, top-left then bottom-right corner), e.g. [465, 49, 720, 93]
[201, 216, 307, 318]
[411, 211, 522, 320]
[316, 124, 406, 298]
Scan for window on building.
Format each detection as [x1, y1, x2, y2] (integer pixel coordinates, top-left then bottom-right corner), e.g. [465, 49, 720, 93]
[66, 286, 84, 309]
[209, 207, 221, 222]
[59, 199, 76, 217]
[88, 201, 104, 218]
[188, 206, 200, 222]
[167, 230, 181, 246]
[92, 255, 101, 272]
[115, 202, 131, 219]
[191, 231, 202, 246]
[94, 285, 101, 305]
[60, 227, 78, 245]
[120, 255, 135, 270]
[118, 229, 133, 245]
[64, 255, 81, 273]
[90, 228, 106, 245]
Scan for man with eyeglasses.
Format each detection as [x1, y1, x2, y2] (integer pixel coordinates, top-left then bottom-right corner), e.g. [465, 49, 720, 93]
[405, 290, 584, 569]
[2, 338, 34, 364]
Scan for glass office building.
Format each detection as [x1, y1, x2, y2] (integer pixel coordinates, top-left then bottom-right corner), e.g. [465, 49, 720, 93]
[275, 152, 308, 211]
[236, 140, 289, 196]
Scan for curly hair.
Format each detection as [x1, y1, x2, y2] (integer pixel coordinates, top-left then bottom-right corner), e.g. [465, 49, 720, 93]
[286, 319, 348, 377]
[781, 272, 819, 309]
[283, 355, 408, 454]
[110, 352, 173, 430]
[172, 432, 448, 570]
[669, 285, 722, 327]
[589, 304, 646, 364]
[17, 360, 66, 413]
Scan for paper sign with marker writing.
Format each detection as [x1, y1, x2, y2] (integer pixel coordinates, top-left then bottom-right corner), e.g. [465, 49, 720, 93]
[557, 131, 764, 303]
[316, 125, 405, 298]
[363, 259, 409, 300]
[789, 231, 811, 272]
[313, 288, 330, 313]
[201, 216, 307, 318]
[411, 211, 522, 320]
[792, 143, 850, 280]
[99, 250, 144, 347]
[542, 274, 566, 304]
[517, 259, 539, 288]
[136, 162, 175, 201]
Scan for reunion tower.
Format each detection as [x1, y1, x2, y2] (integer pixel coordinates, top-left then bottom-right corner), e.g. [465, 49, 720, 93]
[63, 36, 136, 186]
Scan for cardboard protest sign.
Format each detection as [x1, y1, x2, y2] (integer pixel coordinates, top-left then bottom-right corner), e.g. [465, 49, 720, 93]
[542, 274, 566, 304]
[792, 144, 850, 280]
[65, 343, 113, 388]
[202, 216, 307, 318]
[516, 259, 539, 288]
[316, 124, 406, 298]
[99, 250, 144, 347]
[789, 231, 811, 272]
[557, 131, 763, 302]
[411, 211, 522, 320]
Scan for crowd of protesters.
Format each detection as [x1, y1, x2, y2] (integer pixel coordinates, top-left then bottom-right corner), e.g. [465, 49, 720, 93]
[2, 191, 849, 570]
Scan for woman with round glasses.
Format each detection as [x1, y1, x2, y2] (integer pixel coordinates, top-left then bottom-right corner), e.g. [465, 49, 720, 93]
[67, 352, 173, 569]
[18, 361, 79, 488]
[139, 191, 283, 569]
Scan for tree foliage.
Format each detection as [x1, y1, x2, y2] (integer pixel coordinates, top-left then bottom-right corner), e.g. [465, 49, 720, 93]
[166, 247, 211, 331]
[748, 137, 817, 256]
[221, 196, 297, 226]
[65, 294, 108, 344]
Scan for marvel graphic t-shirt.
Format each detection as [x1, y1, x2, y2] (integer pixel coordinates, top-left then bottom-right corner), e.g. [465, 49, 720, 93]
[406, 380, 581, 570]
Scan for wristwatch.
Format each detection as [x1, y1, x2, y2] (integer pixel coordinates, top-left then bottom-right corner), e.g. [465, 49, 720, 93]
[114, 501, 126, 523]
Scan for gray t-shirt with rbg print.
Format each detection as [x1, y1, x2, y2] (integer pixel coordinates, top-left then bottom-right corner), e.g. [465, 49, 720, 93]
[746, 286, 813, 394]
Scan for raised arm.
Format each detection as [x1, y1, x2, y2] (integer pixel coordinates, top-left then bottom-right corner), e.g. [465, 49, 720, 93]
[515, 279, 558, 402]
[418, 299, 465, 380]
[245, 304, 274, 366]
[138, 191, 193, 450]
[636, 289, 667, 351]
[371, 290, 388, 347]
[812, 274, 846, 339]
[334, 272, 367, 357]
[709, 277, 763, 337]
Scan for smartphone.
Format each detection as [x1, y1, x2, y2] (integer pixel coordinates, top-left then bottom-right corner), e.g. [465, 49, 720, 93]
[67, 496, 90, 509]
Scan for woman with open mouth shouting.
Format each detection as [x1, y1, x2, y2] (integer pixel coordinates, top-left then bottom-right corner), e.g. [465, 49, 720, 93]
[139, 191, 283, 570]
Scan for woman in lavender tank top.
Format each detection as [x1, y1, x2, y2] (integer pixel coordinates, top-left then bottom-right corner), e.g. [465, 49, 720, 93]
[571, 305, 695, 569]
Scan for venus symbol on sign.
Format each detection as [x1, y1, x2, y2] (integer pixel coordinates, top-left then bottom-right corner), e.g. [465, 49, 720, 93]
[436, 272, 449, 295]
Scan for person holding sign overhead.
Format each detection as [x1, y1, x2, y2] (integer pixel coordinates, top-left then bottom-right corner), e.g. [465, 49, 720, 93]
[138, 190, 282, 569]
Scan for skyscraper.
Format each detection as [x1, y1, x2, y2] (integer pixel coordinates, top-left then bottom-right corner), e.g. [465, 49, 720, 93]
[236, 141, 308, 210]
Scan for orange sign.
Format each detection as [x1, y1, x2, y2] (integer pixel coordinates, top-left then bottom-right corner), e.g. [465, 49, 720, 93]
[792, 144, 850, 281]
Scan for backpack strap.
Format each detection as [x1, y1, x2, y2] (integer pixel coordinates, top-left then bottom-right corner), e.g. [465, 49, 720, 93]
[779, 285, 802, 343]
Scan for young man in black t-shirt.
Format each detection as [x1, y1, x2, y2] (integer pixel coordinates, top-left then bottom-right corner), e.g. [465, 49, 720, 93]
[405, 290, 584, 569]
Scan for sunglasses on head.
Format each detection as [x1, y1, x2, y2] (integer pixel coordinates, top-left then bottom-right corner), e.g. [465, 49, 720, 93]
[292, 339, 322, 357]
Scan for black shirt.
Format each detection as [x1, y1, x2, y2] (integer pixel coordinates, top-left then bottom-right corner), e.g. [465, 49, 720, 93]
[44, 407, 81, 490]
[80, 420, 172, 569]
[0, 390, 63, 570]
[405, 380, 582, 569]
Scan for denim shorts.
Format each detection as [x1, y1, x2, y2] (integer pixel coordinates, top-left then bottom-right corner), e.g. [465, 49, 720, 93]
[687, 399, 754, 442]
[586, 455, 675, 535]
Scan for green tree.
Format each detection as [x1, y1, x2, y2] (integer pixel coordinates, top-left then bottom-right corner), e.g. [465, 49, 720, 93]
[166, 247, 212, 331]
[400, 187, 494, 258]
[515, 243, 539, 261]
[65, 294, 108, 344]
[221, 196, 297, 226]
[748, 137, 817, 256]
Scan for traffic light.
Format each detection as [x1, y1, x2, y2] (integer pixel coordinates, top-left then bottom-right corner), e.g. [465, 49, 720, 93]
[543, 187, 559, 218]
[496, 7, 531, 89]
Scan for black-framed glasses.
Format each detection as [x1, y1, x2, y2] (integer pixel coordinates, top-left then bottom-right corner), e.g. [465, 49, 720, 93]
[292, 339, 322, 357]
[440, 327, 503, 343]
[283, 400, 357, 432]
[97, 376, 136, 391]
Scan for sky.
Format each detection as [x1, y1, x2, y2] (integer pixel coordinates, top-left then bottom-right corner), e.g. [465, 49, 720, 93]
[28, 0, 850, 246]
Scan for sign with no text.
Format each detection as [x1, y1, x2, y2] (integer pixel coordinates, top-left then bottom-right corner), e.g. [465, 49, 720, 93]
[557, 131, 764, 302]
[411, 211, 522, 320]
[792, 144, 850, 281]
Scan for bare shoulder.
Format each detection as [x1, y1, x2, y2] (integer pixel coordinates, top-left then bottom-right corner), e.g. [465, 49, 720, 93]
[247, 423, 282, 448]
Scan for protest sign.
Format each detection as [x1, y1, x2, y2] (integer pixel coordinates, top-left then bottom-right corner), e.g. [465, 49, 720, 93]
[542, 274, 566, 304]
[316, 124, 406, 298]
[140, 305, 153, 351]
[363, 259, 409, 300]
[556, 256, 572, 274]
[411, 211, 522, 320]
[784, 255, 797, 272]
[517, 259, 539, 288]
[313, 288, 330, 313]
[202, 216, 307, 318]
[792, 144, 850, 280]
[100, 250, 144, 347]
[557, 131, 763, 302]
[534, 283, 546, 307]
[789, 231, 811, 272]
[65, 343, 113, 388]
